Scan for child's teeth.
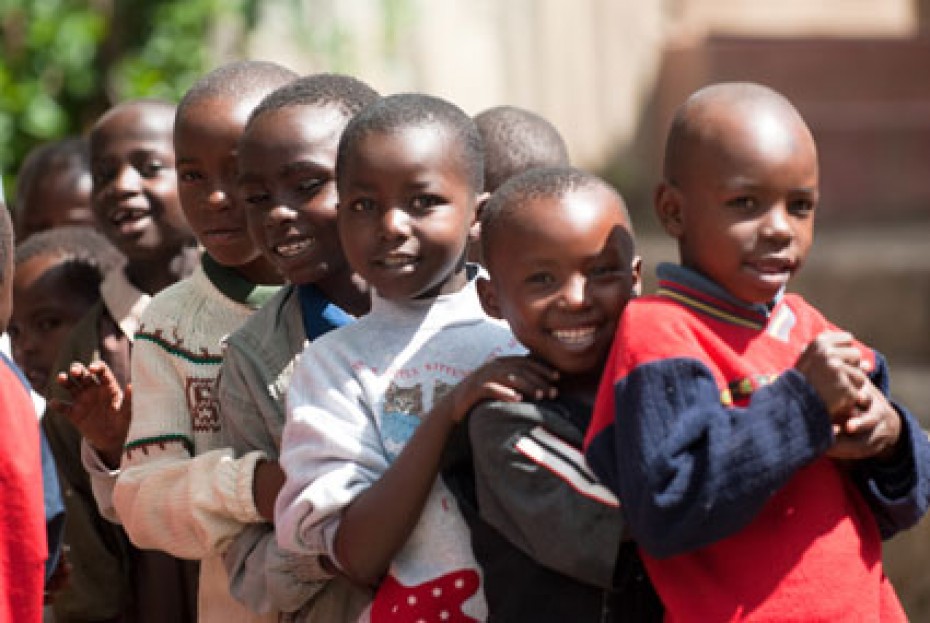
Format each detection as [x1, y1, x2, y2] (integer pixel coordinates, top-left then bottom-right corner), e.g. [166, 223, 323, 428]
[276, 238, 312, 257]
[553, 327, 595, 345]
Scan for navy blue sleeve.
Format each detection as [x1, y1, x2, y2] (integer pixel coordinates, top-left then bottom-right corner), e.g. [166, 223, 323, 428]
[848, 352, 930, 539]
[611, 357, 833, 559]
[41, 429, 66, 582]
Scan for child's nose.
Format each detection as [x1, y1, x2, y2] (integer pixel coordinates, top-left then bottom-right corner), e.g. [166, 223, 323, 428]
[206, 187, 232, 210]
[761, 204, 793, 240]
[112, 165, 143, 193]
[558, 274, 589, 308]
[380, 207, 410, 238]
[267, 202, 296, 225]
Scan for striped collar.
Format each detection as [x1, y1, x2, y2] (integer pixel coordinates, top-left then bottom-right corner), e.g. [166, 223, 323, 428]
[655, 263, 783, 331]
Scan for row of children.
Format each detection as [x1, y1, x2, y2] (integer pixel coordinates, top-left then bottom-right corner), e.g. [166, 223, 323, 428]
[1, 58, 927, 623]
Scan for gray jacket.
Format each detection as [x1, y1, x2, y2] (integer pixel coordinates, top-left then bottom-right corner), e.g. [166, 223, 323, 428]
[218, 285, 370, 622]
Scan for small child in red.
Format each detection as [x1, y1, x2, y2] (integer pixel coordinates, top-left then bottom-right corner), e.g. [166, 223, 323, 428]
[585, 82, 930, 622]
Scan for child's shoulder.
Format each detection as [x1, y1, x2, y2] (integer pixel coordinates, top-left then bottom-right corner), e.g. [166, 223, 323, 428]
[137, 274, 199, 324]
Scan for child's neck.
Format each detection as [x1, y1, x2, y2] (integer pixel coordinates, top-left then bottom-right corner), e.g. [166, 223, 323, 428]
[313, 269, 370, 317]
[234, 255, 286, 286]
[555, 370, 601, 407]
[124, 245, 201, 295]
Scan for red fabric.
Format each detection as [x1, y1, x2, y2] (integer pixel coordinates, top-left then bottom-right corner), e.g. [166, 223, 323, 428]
[0, 361, 46, 623]
[588, 293, 904, 622]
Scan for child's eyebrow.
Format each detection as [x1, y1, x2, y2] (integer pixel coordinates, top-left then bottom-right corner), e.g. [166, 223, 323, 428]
[280, 159, 331, 176]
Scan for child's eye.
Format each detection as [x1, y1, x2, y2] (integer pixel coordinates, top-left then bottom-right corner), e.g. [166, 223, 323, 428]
[297, 178, 326, 195]
[178, 169, 203, 184]
[526, 272, 556, 286]
[590, 264, 623, 279]
[788, 198, 816, 216]
[140, 160, 167, 178]
[348, 197, 376, 212]
[409, 194, 443, 212]
[244, 191, 270, 206]
[36, 317, 62, 333]
[726, 196, 757, 211]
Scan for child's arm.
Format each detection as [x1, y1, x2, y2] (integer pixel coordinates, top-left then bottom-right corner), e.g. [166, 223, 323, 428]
[216, 339, 337, 614]
[838, 352, 930, 538]
[469, 399, 622, 588]
[111, 319, 268, 559]
[331, 356, 558, 587]
[51, 361, 130, 469]
[587, 318, 861, 559]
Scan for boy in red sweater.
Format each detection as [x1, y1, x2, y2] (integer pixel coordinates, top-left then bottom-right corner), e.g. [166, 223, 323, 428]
[585, 82, 930, 622]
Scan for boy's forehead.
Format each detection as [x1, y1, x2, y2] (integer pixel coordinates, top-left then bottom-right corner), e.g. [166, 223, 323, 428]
[346, 125, 470, 179]
[92, 106, 173, 148]
[676, 101, 815, 181]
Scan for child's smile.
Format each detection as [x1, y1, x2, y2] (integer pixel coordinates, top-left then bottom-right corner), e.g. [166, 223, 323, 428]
[337, 125, 477, 300]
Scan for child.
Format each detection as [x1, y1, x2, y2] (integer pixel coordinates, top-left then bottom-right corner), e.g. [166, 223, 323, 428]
[218, 73, 378, 621]
[9, 226, 122, 396]
[43, 98, 201, 623]
[464, 165, 662, 622]
[106, 60, 296, 623]
[13, 137, 96, 240]
[584, 82, 930, 622]
[468, 105, 570, 263]
[474, 105, 570, 194]
[275, 94, 553, 622]
[0, 203, 55, 623]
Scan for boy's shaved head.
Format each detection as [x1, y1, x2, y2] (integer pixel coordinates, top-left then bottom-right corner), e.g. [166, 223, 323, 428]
[336, 93, 485, 193]
[475, 105, 569, 193]
[178, 60, 297, 117]
[92, 99, 176, 136]
[663, 82, 815, 186]
[481, 166, 631, 262]
[249, 73, 379, 124]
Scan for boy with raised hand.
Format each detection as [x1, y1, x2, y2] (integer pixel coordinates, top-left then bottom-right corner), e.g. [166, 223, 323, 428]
[585, 81, 930, 622]
[44, 98, 201, 623]
[464, 165, 661, 622]
[218, 73, 378, 621]
[275, 94, 556, 622]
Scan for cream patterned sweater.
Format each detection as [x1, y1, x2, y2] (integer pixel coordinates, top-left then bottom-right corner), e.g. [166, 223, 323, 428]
[113, 255, 279, 623]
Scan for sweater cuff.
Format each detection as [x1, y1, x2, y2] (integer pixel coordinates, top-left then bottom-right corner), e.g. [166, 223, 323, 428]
[224, 450, 268, 524]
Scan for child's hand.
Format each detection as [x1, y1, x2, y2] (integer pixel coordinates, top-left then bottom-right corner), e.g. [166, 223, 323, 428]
[252, 459, 286, 523]
[49, 361, 131, 469]
[443, 356, 559, 423]
[794, 331, 869, 419]
[827, 379, 903, 461]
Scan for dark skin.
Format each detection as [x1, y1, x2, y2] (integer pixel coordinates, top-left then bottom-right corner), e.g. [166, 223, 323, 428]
[478, 182, 642, 405]
[54, 93, 286, 468]
[53, 100, 198, 464]
[325, 124, 559, 587]
[656, 83, 903, 462]
[237, 103, 372, 521]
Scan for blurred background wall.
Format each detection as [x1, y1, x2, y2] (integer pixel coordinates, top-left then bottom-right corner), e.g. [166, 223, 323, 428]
[3, 0, 930, 616]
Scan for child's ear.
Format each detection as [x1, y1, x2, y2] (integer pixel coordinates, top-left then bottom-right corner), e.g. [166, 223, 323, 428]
[469, 192, 490, 244]
[476, 275, 503, 319]
[654, 181, 685, 239]
[631, 255, 644, 297]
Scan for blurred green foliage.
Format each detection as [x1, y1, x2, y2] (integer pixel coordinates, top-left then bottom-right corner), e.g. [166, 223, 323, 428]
[0, 0, 258, 200]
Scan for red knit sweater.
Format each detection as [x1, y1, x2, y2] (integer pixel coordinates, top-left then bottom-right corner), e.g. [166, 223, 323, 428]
[0, 357, 46, 623]
[586, 278, 906, 622]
